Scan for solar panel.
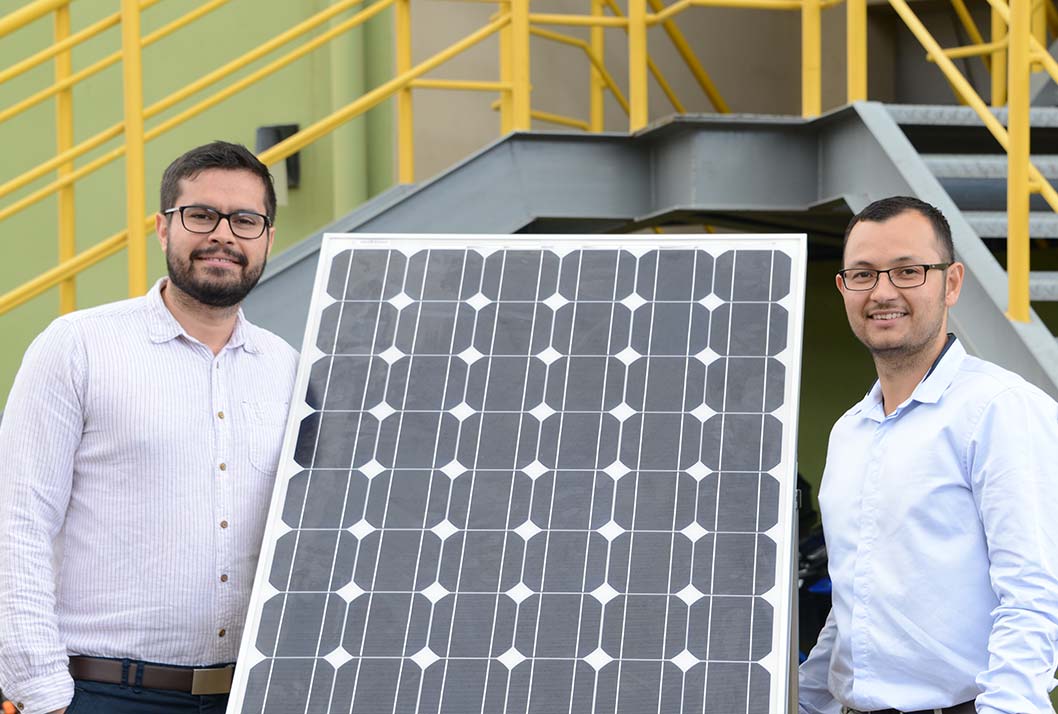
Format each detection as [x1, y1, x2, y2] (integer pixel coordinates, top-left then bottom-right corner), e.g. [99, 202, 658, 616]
[230, 234, 806, 714]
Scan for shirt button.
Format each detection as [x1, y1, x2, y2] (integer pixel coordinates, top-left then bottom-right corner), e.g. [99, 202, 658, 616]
[220, 520, 229, 529]
[218, 628, 226, 638]
[220, 574, 229, 583]
[219, 463, 227, 471]
[218, 411, 225, 419]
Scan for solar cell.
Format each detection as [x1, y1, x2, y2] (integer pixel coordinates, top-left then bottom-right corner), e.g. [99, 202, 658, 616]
[230, 234, 806, 714]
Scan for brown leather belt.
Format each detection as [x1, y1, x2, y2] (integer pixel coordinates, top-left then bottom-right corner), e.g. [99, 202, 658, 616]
[841, 702, 976, 714]
[69, 656, 234, 696]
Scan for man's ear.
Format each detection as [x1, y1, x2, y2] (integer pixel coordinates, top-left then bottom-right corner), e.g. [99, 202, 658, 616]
[945, 261, 964, 308]
[155, 212, 170, 252]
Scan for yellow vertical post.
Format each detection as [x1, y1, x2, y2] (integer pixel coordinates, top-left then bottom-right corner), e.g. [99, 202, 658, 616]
[499, 0, 514, 134]
[1008, 0, 1031, 322]
[846, 0, 867, 102]
[54, 2, 75, 313]
[120, 0, 147, 297]
[590, 0, 605, 132]
[511, 0, 530, 130]
[396, 0, 413, 183]
[1032, 0, 1046, 68]
[992, 6, 1007, 105]
[628, 0, 647, 130]
[802, 0, 822, 116]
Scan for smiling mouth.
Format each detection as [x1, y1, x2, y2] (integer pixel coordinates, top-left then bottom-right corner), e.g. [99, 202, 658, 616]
[869, 311, 907, 321]
[193, 250, 245, 268]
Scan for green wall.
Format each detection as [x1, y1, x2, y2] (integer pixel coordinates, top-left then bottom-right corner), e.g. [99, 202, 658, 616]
[0, 0, 394, 408]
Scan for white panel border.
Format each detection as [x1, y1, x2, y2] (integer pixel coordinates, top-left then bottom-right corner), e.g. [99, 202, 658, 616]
[228, 232, 808, 714]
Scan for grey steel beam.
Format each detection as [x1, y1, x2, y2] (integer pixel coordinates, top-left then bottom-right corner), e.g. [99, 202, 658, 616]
[244, 102, 1058, 396]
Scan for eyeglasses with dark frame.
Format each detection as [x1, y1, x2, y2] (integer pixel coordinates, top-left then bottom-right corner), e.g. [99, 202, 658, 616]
[837, 262, 952, 291]
[163, 205, 271, 240]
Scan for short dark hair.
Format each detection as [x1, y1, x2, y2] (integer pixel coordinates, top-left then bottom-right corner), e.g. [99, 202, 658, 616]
[843, 196, 954, 263]
[160, 141, 276, 222]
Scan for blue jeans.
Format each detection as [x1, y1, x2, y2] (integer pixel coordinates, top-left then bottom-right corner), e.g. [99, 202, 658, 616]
[68, 677, 229, 714]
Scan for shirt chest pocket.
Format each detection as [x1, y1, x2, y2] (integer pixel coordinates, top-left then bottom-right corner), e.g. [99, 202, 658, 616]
[241, 400, 290, 476]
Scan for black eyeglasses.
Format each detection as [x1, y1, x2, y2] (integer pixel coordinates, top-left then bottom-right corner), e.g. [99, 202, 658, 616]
[163, 205, 270, 239]
[838, 263, 952, 291]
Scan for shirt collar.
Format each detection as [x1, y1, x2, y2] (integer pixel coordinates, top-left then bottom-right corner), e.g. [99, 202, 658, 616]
[848, 334, 965, 420]
[147, 277, 260, 354]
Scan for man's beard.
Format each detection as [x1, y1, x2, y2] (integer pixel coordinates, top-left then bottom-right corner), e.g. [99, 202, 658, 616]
[166, 244, 266, 308]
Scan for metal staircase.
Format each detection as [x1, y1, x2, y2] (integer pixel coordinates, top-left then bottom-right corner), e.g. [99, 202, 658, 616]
[888, 105, 1058, 303]
[244, 101, 1058, 398]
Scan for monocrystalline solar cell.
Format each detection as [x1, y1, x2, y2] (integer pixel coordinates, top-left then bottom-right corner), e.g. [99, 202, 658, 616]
[230, 234, 806, 714]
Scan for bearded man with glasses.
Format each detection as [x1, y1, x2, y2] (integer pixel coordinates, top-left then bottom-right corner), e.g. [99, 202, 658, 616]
[798, 196, 1058, 714]
[0, 142, 298, 714]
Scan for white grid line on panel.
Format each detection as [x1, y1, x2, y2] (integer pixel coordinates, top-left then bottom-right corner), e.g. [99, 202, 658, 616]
[376, 249, 469, 714]
[654, 251, 702, 714]
[328, 298, 780, 305]
[589, 250, 644, 714]
[684, 252, 717, 714]
[397, 249, 482, 714]
[743, 250, 778, 714]
[255, 246, 363, 714]
[262, 654, 760, 665]
[322, 250, 415, 714]
[289, 467, 767, 475]
[434, 248, 511, 714]
[275, 588, 762, 599]
[288, 407, 770, 417]
[477, 250, 550, 714]
[567, 250, 622, 714]
[284, 526, 762, 536]
[520, 249, 586, 714]
[370, 248, 457, 714]
[702, 250, 737, 714]
[612, 251, 662, 714]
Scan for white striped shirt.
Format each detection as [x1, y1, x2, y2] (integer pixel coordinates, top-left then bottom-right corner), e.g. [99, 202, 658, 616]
[0, 278, 298, 714]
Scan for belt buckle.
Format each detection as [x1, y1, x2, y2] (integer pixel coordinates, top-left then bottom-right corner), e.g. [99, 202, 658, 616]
[191, 665, 234, 695]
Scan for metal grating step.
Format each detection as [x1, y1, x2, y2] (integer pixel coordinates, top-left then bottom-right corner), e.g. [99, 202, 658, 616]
[964, 211, 1058, 238]
[924, 154, 1058, 179]
[1031, 271, 1058, 300]
[886, 104, 1058, 127]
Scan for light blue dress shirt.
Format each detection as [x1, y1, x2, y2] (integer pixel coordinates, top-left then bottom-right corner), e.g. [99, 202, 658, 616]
[799, 338, 1058, 714]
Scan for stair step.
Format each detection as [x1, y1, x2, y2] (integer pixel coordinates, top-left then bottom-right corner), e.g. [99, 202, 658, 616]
[964, 211, 1058, 238]
[887, 104, 1058, 127]
[924, 154, 1058, 179]
[1031, 272, 1058, 300]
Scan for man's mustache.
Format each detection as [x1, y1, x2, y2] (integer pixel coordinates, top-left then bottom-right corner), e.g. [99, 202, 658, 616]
[190, 247, 247, 266]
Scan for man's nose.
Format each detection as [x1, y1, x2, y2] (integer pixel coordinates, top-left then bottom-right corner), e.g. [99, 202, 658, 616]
[869, 271, 901, 298]
[209, 216, 238, 244]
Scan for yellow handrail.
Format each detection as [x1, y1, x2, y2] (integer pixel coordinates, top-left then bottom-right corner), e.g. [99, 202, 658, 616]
[0, 1, 141, 86]
[0, 0, 1048, 330]
[0, 0, 67, 38]
[0, 0, 222, 127]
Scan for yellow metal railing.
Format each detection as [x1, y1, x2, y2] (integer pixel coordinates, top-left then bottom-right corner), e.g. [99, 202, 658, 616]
[0, 0, 1051, 323]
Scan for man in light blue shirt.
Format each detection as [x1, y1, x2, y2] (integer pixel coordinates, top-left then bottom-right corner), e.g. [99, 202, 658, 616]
[799, 196, 1058, 714]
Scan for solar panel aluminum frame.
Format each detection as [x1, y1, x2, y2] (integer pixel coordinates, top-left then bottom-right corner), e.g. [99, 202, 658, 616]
[229, 233, 808, 714]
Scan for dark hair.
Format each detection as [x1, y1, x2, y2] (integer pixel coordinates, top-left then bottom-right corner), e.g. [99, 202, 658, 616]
[843, 196, 954, 263]
[159, 141, 276, 222]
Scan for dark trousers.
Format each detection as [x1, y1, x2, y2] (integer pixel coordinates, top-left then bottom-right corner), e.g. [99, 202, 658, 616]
[68, 679, 229, 714]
